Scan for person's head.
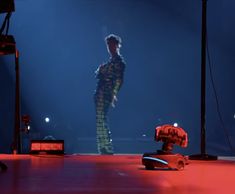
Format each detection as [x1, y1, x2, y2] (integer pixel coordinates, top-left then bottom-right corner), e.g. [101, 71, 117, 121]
[105, 34, 122, 56]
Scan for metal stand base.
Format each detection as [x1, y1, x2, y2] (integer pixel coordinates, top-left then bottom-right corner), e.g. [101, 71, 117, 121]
[189, 153, 217, 160]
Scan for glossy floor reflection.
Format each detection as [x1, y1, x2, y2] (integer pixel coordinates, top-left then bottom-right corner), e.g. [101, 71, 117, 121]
[0, 154, 235, 194]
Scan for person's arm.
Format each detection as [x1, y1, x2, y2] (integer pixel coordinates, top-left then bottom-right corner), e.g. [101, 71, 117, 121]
[95, 64, 105, 79]
[111, 62, 125, 107]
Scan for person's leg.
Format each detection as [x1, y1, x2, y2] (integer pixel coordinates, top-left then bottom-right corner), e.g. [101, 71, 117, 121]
[95, 91, 113, 154]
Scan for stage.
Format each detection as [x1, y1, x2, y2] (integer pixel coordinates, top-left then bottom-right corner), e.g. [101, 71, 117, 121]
[0, 154, 235, 194]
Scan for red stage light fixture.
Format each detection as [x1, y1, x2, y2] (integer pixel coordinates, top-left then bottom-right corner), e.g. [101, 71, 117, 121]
[142, 124, 188, 170]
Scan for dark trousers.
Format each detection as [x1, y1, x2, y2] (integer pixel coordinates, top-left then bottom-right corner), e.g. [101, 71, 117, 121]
[94, 88, 114, 154]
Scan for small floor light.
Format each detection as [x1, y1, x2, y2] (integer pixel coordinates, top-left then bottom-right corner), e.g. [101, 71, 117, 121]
[142, 124, 188, 170]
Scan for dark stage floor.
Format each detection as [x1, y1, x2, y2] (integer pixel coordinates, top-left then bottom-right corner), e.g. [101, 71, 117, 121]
[0, 154, 235, 194]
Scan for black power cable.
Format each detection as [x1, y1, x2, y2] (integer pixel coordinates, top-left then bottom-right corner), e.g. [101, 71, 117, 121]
[206, 35, 235, 154]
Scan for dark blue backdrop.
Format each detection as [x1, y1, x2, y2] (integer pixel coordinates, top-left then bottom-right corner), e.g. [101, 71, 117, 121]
[0, 0, 234, 155]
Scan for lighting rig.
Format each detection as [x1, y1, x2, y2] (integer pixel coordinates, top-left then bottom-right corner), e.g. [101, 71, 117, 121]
[0, 0, 23, 155]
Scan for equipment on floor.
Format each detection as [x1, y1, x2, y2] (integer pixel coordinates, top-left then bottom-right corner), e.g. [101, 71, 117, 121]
[30, 140, 64, 154]
[142, 124, 188, 170]
[0, 161, 7, 171]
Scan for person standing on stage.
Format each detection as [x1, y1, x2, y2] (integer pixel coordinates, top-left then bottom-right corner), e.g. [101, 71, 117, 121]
[94, 34, 126, 154]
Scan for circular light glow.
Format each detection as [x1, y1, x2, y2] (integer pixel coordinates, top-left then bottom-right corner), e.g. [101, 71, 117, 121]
[142, 134, 146, 137]
[45, 117, 50, 123]
[234, 114, 235, 119]
[173, 123, 178, 127]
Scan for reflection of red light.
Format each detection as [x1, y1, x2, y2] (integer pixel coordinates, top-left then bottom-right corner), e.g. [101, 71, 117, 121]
[30, 140, 64, 154]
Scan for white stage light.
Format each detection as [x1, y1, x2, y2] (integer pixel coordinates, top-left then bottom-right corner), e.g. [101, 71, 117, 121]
[45, 117, 50, 123]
